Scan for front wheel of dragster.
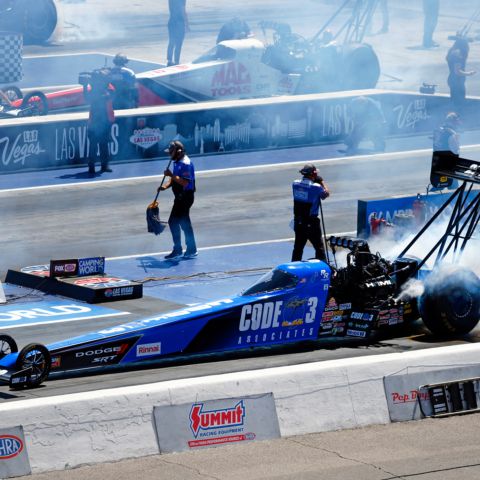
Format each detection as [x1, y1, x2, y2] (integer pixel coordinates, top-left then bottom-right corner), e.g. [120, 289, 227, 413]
[0, 334, 18, 359]
[21, 91, 49, 116]
[419, 268, 480, 336]
[1, 86, 22, 102]
[15, 343, 51, 388]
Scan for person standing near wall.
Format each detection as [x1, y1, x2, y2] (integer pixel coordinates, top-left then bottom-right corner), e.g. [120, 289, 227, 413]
[446, 36, 476, 110]
[167, 0, 189, 66]
[291, 164, 330, 262]
[83, 70, 115, 176]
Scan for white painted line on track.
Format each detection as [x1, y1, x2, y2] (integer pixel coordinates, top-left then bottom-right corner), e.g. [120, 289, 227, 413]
[5, 144, 480, 194]
[107, 233, 356, 261]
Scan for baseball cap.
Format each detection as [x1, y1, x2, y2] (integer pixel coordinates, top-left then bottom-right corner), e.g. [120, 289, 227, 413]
[300, 163, 317, 176]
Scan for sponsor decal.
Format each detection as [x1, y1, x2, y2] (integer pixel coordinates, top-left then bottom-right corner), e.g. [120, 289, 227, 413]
[104, 286, 134, 298]
[0, 130, 46, 166]
[190, 401, 245, 438]
[188, 432, 255, 448]
[350, 312, 375, 322]
[211, 62, 251, 97]
[391, 390, 429, 404]
[73, 277, 131, 288]
[346, 329, 367, 338]
[129, 127, 162, 149]
[0, 435, 23, 459]
[78, 257, 105, 276]
[20, 264, 49, 277]
[50, 259, 78, 278]
[51, 356, 61, 369]
[281, 319, 304, 327]
[75, 345, 125, 358]
[339, 303, 352, 310]
[136, 342, 161, 357]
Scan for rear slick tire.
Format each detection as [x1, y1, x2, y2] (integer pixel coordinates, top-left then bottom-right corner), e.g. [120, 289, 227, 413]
[419, 268, 480, 336]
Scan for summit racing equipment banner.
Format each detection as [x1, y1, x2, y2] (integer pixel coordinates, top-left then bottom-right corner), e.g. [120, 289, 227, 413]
[2, 90, 478, 173]
[153, 393, 280, 453]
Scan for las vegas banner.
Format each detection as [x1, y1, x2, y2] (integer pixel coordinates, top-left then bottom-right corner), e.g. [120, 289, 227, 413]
[153, 393, 281, 453]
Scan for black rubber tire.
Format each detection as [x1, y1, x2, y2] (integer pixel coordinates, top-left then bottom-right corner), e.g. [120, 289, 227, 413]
[341, 43, 380, 90]
[0, 334, 18, 359]
[19, 0, 58, 44]
[2, 85, 22, 102]
[21, 91, 49, 116]
[15, 343, 51, 388]
[419, 268, 480, 336]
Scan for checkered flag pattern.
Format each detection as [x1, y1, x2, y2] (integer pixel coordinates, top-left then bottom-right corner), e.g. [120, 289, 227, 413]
[0, 32, 22, 84]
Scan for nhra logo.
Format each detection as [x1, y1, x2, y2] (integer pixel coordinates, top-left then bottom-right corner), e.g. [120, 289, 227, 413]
[0, 435, 23, 459]
[190, 401, 245, 437]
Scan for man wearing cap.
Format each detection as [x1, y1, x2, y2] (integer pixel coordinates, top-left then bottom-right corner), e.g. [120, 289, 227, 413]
[291, 164, 330, 262]
[109, 53, 138, 110]
[158, 140, 198, 260]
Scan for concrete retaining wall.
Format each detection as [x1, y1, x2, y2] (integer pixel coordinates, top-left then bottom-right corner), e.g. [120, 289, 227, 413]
[2, 89, 479, 173]
[2, 343, 480, 473]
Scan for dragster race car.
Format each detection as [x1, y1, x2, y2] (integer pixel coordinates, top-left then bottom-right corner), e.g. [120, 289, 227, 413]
[9, 23, 380, 115]
[0, 235, 479, 390]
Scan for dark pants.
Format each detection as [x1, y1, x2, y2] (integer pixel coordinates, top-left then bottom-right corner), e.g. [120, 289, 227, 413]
[88, 127, 111, 171]
[168, 191, 197, 253]
[167, 20, 186, 65]
[291, 216, 326, 262]
[448, 76, 466, 110]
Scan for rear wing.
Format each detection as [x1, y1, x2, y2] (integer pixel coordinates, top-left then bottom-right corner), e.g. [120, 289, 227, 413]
[431, 151, 480, 188]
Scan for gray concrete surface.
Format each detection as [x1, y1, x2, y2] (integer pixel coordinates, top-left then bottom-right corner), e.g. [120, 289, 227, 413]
[23, 1, 480, 95]
[19, 412, 480, 479]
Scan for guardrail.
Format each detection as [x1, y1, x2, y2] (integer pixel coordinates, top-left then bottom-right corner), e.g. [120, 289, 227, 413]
[2, 89, 479, 174]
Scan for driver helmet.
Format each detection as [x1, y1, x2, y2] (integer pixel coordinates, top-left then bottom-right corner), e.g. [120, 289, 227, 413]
[113, 53, 129, 66]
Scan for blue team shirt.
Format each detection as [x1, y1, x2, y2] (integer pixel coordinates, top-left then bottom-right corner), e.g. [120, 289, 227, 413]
[292, 178, 327, 216]
[173, 155, 195, 191]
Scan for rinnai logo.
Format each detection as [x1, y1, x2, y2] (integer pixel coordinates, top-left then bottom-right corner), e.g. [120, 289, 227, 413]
[190, 400, 245, 437]
[0, 435, 24, 459]
[136, 342, 161, 357]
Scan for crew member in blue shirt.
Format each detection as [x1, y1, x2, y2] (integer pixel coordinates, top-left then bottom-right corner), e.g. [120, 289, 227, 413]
[159, 140, 198, 259]
[291, 164, 330, 262]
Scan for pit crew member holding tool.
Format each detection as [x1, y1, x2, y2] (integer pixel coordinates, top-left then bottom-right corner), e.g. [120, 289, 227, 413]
[83, 70, 115, 176]
[158, 140, 198, 259]
[291, 164, 330, 262]
[109, 53, 138, 110]
[167, 0, 189, 66]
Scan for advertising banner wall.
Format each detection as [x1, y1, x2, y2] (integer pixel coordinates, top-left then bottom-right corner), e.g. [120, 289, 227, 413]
[153, 393, 280, 453]
[0, 426, 31, 478]
[1, 90, 477, 174]
[383, 366, 480, 422]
